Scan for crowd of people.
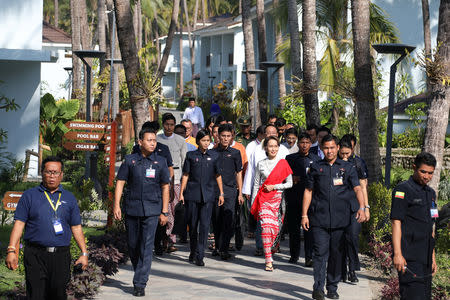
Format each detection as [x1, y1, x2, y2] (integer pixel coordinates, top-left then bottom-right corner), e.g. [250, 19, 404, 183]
[5, 97, 438, 300]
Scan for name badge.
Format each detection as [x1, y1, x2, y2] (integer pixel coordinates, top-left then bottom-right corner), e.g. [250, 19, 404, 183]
[306, 167, 310, 174]
[333, 177, 343, 186]
[146, 168, 156, 178]
[430, 208, 439, 218]
[53, 219, 64, 235]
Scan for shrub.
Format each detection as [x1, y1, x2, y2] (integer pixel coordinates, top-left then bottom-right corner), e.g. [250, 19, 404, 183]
[433, 253, 450, 299]
[88, 229, 128, 264]
[380, 276, 400, 300]
[89, 244, 124, 276]
[66, 263, 105, 299]
[364, 183, 392, 240]
[369, 238, 393, 274]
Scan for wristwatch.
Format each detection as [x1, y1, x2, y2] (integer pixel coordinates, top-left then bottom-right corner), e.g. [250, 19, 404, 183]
[161, 212, 169, 217]
[220, 193, 225, 197]
[365, 205, 371, 209]
[81, 252, 88, 257]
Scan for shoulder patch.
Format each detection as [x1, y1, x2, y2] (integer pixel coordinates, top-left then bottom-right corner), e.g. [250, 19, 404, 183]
[395, 191, 405, 199]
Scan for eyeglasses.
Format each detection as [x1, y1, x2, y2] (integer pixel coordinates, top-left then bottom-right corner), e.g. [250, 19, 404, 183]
[43, 171, 62, 177]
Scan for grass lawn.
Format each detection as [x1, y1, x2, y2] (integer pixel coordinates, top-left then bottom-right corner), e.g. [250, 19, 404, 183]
[0, 224, 105, 296]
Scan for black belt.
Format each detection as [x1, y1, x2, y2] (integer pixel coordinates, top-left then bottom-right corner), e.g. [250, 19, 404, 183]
[173, 167, 180, 169]
[25, 241, 70, 253]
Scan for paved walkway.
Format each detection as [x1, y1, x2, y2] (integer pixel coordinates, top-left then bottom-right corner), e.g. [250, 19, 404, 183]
[97, 237, 378, 300]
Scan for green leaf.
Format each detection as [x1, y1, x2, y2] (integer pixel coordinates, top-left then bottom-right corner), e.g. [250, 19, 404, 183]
[57, 99, 79, 120]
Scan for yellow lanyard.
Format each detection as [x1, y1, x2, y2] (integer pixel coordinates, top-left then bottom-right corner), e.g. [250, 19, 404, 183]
[44, 191, 61, 213]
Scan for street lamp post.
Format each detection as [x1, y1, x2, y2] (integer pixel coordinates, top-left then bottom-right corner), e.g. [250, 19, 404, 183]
[73, 50, 106, 181]
[243, 69, 266, 132]
[372, 43, 416, 187]
[261, 61, 285, 114]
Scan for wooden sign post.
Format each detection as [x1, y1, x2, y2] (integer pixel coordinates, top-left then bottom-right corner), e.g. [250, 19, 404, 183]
[3, 191, 23, 255]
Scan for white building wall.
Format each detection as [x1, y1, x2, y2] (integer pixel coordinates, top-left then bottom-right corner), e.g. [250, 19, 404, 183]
[0, 0, 43, 50]
[41, 46, 72, 99]
[0, 61, 41, 175]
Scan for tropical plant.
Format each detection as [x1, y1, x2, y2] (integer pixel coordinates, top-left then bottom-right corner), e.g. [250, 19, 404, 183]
[0, 82, 20, 143]
[40, 93, 79, 155]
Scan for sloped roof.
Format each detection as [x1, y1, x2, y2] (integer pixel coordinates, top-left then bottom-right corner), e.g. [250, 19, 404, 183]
[42, 21, 71, 44]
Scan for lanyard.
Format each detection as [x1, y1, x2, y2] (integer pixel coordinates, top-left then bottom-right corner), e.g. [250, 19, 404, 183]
[44, 191, 61, 213]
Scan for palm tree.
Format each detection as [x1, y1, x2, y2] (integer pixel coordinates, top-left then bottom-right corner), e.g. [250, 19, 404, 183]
[423, 0, 450, 194]
[114, 0, 150, 138]
[303, 0, 320, 127]
[273, 0, 286, 102]
[287, 0, 302, 82]
[242, 0, 262, 128]
[256, 0, 268, 121]
[157, 0, 180, 80]
[351, 0, 382, 183]
[421, 0, 432, 91]
[55, 0, 59, 27]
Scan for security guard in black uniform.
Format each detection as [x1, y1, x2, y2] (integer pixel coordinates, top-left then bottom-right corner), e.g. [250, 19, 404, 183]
[285, 132, 320, 266]
[391, 152, 438, 300]
[114, 127, 170, 297]
[211, 124, 244, 260]
[180, 129, 225, 266]
[338, 136, 369, 283]
[302, 134, 366, 300]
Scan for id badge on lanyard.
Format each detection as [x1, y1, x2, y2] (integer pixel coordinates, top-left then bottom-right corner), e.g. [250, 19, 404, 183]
[430, 202, 439, 219]
[146, 166, 156, 178]
[44, 191, 64, 235]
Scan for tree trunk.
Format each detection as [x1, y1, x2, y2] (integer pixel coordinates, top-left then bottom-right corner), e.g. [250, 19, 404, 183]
[421, 0, 432, 91]
[423, 0, 450, 195]
[242, 0, 261, 128]
[256, 0, 268, 122]
[179, 23, 184, 97]
[351, 0, 382, 184]
[153, 9, 161, 67]
[302, 0, 321, 127]
[98, 0, 108, 121]
[287, 0, 302, 81]
[114, 0, 150, 139]
[185, 0, 198, 97]
[273, 0, 286, 104]
[202, 0, 206, 25]
[54, 0, 59, 28]
[106, 0, 121, 119]
[70, 0, 82, 98]
[133, 0, 142, 50]
[157, 0, 180, 80]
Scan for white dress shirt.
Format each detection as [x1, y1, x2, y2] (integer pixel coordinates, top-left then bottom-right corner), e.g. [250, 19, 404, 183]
[242, 142, 290, 195]
[183, 106, 205, 127]
[282, 142, 299, 154]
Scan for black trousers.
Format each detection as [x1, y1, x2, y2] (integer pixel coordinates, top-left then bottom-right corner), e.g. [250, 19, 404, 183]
[24, 244, 71, 300]
[286, 196, 313, 260]
[399, 261, 432, 300]
[185, 200, 214, 260]
[311, 226, 345, 293]
[125, 214, 159, 288]
[212, 196, 235, 253]
[234, 198, 244, 250]
[342, 211, 361, 275]
[154, 223, 168, 252]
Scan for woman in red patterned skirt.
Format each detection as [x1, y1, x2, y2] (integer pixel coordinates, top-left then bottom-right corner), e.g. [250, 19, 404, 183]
[251, 136, 293, 271]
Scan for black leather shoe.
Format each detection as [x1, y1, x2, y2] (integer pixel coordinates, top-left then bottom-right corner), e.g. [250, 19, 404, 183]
[312, 289, 325, 300]
[195, 258, 205, 266]
[348, 271, 359, 283]
[133, 287, 145, 297]
[288, 257, 298, 264]
[305, 258, 313, 267]
[211, 249, 219, 256]
[326, 291, 339, 299]
[188, 253, 195, 263]
[220, 252, 232, 260]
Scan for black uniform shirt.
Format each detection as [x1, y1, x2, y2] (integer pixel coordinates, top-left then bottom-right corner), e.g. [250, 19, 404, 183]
[390, 176, 436, 265]
[346, 154, 369, 212]
[132, 143, 173, 167]
[212, 146, 242, 198]
[306, 158, 360, 228]
[285, 152, 321, 200]
[117, 152, 171, 217]
[182, 149, 221, 203]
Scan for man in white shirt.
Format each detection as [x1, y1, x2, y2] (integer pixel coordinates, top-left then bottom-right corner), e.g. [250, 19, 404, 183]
[156, 113, 187, 254]
[182, 98, 205, 137]
[245, 125, 265, 161]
